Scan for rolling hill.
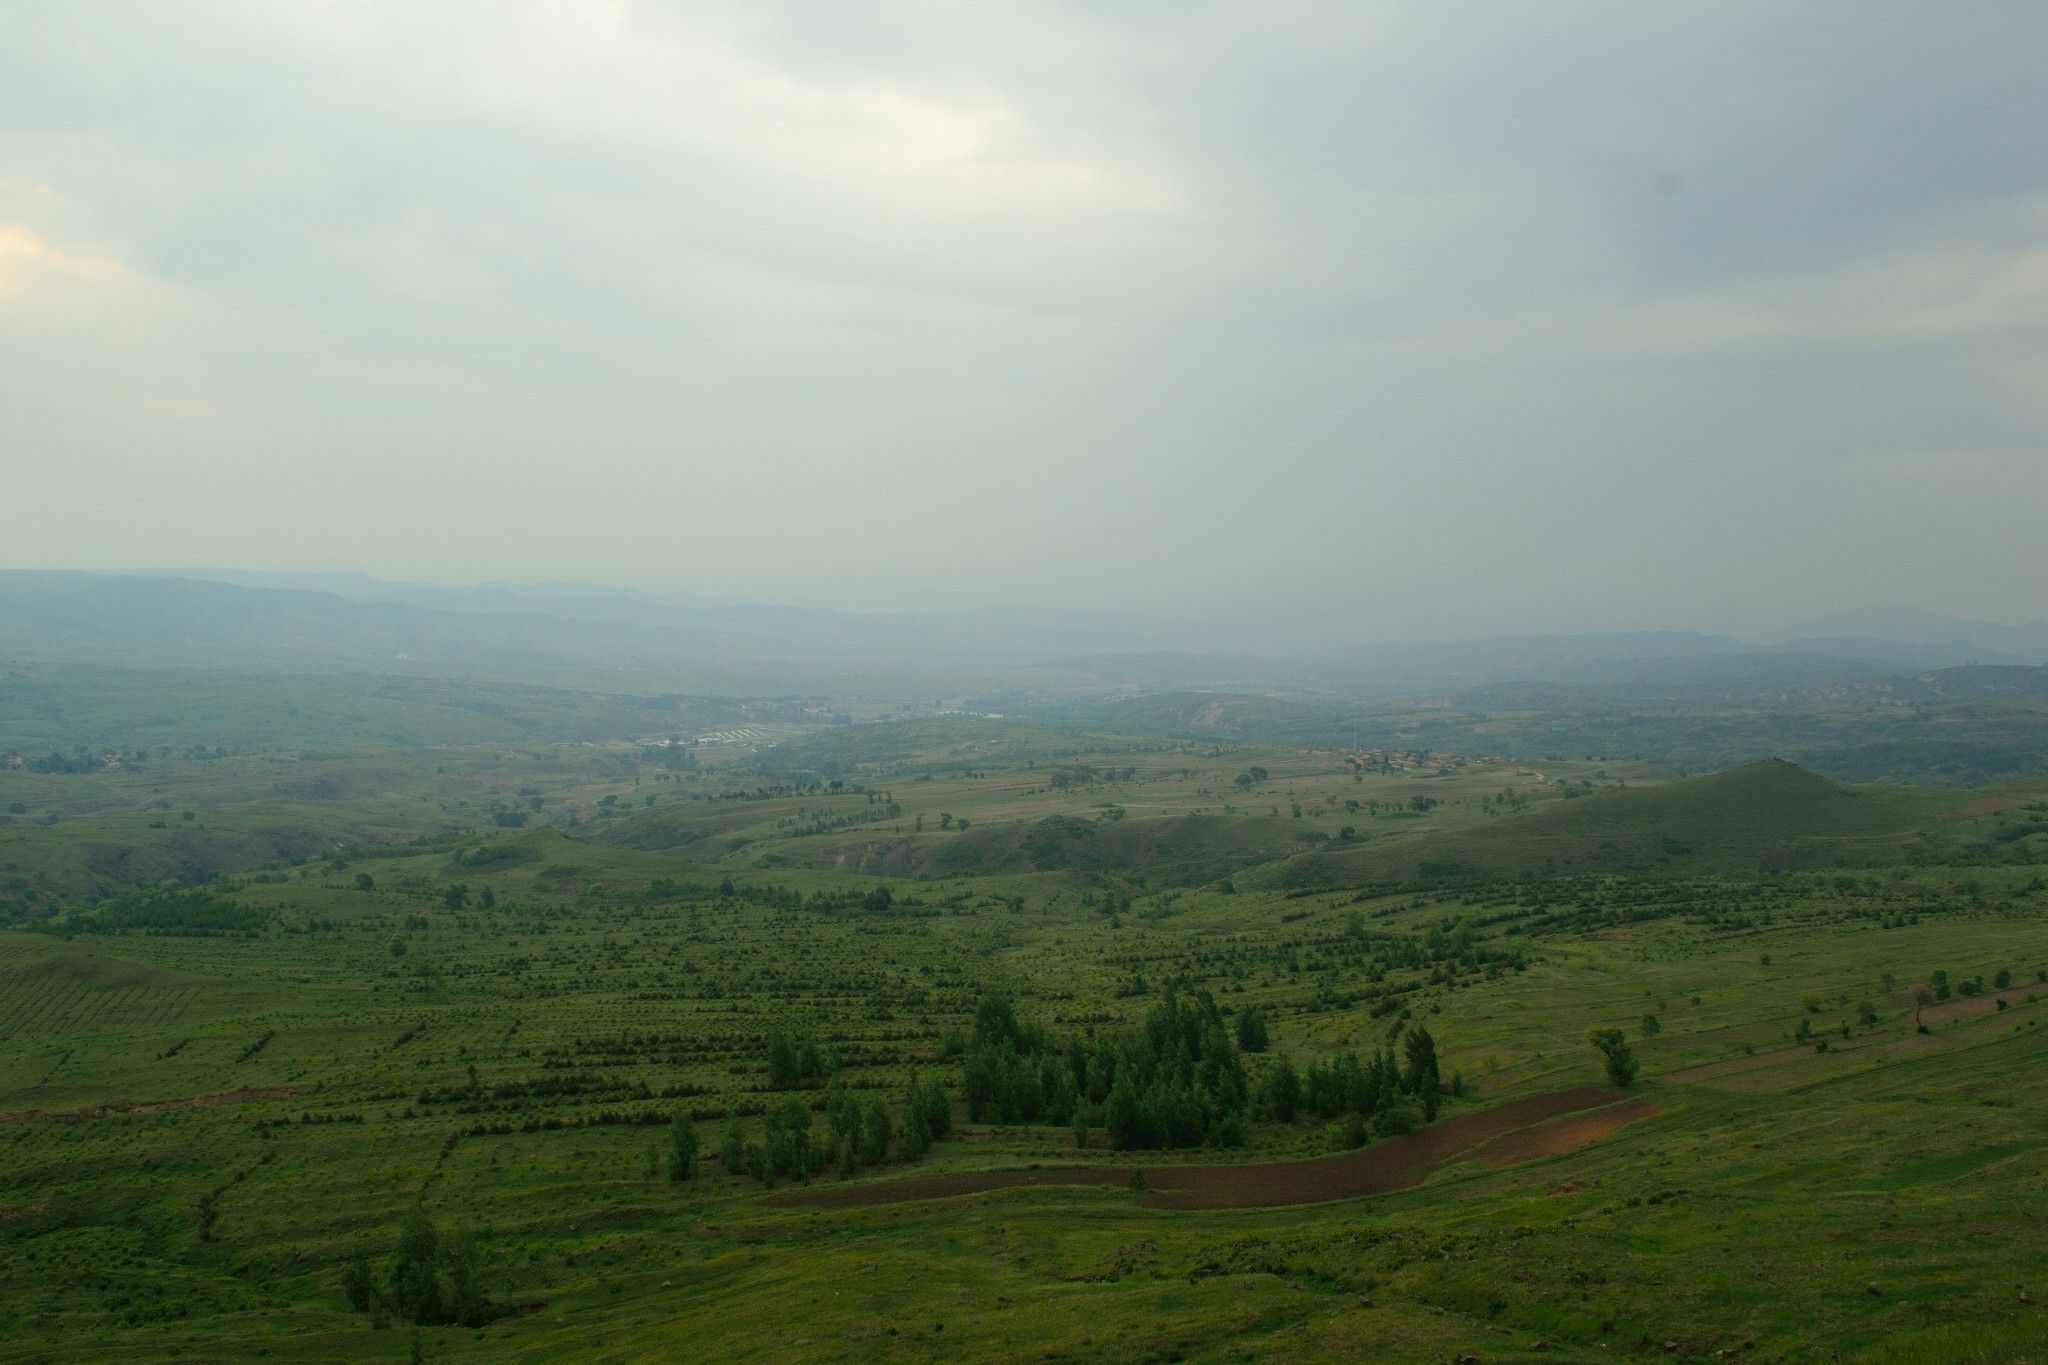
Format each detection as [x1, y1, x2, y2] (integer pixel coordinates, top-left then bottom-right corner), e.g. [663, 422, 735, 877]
[1253, 760, 1958, 887]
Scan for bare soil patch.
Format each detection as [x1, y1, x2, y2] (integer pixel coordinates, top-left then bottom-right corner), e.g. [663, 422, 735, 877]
[1475, 1098, 1659, 1169]
[771, 1085, 1636, 1212]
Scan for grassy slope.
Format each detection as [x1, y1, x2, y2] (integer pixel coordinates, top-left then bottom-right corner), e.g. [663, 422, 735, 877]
[1256, 760, 1963, 888]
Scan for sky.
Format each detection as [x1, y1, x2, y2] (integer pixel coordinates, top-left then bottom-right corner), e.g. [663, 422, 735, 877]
[2, 1, 2046, 639]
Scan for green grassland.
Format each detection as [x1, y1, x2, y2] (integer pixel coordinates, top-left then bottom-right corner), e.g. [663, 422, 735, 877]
[4, 710, 2048, 1362]
[1034, 673, 2048, 787]
[1252, 760, 1973, 889]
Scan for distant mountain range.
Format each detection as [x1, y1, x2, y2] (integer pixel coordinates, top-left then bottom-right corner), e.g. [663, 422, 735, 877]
[0, 571, 1221, 695]
[0, 571, 2041, 700]
[1771, 603, 2048, 666]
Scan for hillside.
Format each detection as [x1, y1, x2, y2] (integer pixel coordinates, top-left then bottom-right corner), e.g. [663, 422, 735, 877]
[1255, 760, 1956, 887]
[891, 812, 1304, 883]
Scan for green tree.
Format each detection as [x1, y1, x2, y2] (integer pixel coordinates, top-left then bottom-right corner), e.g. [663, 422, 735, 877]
[668, 1113, 700, 1183]
[1402, 1027, 1442, 1120]
[343, 1244, 374, 1311]
[760, 1098, 815, 1183]
[720, 1118, 753, 1177]
[1234, 1006, 1270, 1053]
[443, 1231, 486, 1328]
[1589, 1029, 1639, 1088]
[388, 1208, 444, 1326]
[1258, 1056, 1301, 1122]
[766, 1032, 801, 1089]
[900, 1099, 933, 1159]
[860, 1099, 893, 1166]
[914, 1074, 951, 1139]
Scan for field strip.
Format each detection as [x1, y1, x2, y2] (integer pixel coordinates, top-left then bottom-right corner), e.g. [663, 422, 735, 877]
[768, 1085, 1652, 1212]
[71, 983, 134, 1033]
[1667, 989, 2046, 1089]
[0, 1085, 296, 1126]
[6, 974, 71, 1034]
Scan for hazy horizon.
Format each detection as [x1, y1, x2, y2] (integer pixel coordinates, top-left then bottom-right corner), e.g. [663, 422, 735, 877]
[5, 3, 2046, 638]
[3, 562, 2045, 656]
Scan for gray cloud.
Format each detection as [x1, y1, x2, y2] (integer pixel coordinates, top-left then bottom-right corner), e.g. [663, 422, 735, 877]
[2, 1, 2045, 637]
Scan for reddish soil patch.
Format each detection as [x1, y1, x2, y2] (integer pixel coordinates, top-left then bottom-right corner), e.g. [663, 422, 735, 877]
[1942, 796, 2027, 821]
[1476, 1098, 1659, 1169]
[0, 1085, 295, 1126]
[771, 1086, 1635, 1213]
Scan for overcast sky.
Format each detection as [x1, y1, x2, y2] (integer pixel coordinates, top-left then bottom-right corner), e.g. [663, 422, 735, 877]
[3, 2, 2045, 637]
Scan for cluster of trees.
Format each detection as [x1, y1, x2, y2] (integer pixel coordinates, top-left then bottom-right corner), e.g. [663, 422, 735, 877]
[343, 1209, 494, 1328]
[16, 747, 123, 773]
[1927, 966, 2015, 1001]
[39, 889, 269, 939]
[640, 741, 698, 770]
[765, 1031, 835, 1089]
[718, 1076, 950, 1186]
[961, 994, 1458, 1153]
[1252, 1027, 1445, 1144]
[641, 876, 918, 917]
[961, 993, 1252, 1150]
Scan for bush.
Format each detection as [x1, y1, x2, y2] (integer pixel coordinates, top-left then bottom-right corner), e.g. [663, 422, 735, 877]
[1372, 1095, 1422, 1139]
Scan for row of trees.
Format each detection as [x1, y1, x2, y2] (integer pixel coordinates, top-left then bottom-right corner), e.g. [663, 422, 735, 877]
[715, 1076, 951, 1187]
